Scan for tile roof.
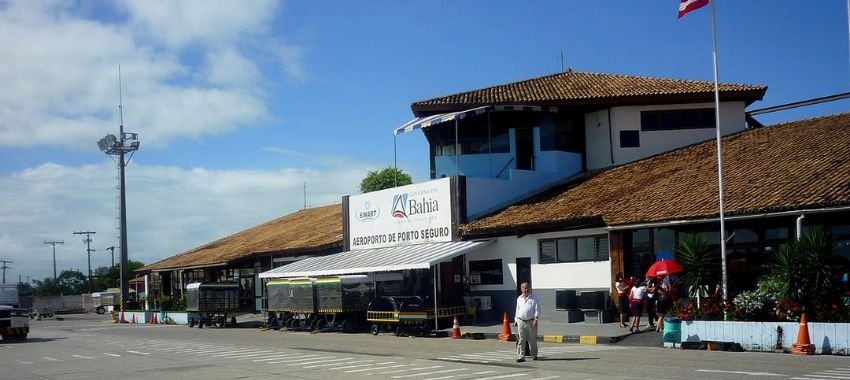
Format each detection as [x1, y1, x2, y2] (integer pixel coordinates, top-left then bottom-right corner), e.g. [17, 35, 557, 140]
[461, 112, 850, 237]
[411, 71, 766, 115]
[140, 204, 343, 272]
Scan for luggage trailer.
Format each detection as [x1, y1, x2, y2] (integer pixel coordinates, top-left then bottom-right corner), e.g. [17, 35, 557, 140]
[186, 282, 240, 328]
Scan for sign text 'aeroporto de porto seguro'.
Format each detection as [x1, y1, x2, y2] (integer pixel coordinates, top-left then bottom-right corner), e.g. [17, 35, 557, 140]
[348, 177, 453, 250]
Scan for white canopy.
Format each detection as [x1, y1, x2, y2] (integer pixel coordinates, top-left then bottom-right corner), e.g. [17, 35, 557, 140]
[259, 240, 492, 279]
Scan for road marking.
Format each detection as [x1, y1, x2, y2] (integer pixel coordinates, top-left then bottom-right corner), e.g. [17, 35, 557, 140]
[15, 360, 33, 365]
[286, 357, 353, 366]
[696, 369, 785, 377]
[72, 355, 95, 359]
[793, 375, 850, 380]
[212, 349, 273, 358]
[266, 354, 327, 364]
[349, 364, 408, 373]
[303, 359, 368, 369]
[250, 354, 298, 362]
[378, 365, 443, 375]
[126, 350, 151, 355]
[329, 361, 394, 370]
[102, 353, 121, 357]
[392, 368, 468, 378]
[435, 357, 491, 364]
[476, 374, 528, 380]
[43, 357, 63, 362]
[529, 377, 560, 380]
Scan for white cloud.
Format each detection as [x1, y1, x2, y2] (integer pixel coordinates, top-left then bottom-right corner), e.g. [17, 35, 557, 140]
[0, 159, 369, 282]
[118, 0, 279, 48]
[0, 0, 304, 150]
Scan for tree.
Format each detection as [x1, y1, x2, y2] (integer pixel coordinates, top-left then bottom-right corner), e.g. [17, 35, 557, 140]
[32, 270, 87, 296]
[772, 227, 842, 308]
[676, 233, 718, 308]
[359, 167, 412, 193]
[17, 281, 34, 297]
[93, 260, 146, 292]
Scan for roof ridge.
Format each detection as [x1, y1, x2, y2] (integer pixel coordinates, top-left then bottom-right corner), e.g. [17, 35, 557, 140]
[411, 70, 765, 106]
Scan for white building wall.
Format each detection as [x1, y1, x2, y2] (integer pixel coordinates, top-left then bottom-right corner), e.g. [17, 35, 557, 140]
[586, 102, 747, 170]
[464, 228, 611, 292]
[585, 110, 614, 170]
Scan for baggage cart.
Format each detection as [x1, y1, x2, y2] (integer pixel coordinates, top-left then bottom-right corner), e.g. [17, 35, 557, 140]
[186, 282, 239, 328]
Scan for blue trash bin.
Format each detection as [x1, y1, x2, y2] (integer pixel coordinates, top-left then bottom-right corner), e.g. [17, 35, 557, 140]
[663, 317, 682, 343]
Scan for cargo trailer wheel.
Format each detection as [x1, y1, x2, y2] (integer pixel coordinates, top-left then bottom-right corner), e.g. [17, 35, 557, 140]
[370, 323, 380, 336]
[230, 317, 237, 327]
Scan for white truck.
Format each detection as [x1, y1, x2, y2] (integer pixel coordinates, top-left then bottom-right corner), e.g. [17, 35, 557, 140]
[0, 285, 28, 341]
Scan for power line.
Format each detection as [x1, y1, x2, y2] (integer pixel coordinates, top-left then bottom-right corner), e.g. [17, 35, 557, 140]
[44, 240, 64, 280]
[73, 231, 96, 293]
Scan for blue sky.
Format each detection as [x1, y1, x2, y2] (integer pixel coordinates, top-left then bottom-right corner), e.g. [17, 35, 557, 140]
[1, 0, 848, 282]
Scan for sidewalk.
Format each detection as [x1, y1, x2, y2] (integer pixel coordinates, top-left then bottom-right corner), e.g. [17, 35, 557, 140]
[449, 319, 664, 346]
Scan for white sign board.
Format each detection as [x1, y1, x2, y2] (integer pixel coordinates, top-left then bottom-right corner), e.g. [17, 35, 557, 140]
[347, 177, 454, 250]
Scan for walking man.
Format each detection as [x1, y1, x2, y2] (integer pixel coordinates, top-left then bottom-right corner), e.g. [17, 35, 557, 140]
[514, 281, 540, 362]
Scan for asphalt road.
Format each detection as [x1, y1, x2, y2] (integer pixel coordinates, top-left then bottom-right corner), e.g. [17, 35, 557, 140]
[1, 314, 847, 380]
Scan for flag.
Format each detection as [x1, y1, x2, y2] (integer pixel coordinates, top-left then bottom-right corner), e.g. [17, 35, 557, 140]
[678, 0, 709, 18]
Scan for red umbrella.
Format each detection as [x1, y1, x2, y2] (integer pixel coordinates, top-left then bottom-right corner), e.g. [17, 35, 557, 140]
[645, 259, 684, 277]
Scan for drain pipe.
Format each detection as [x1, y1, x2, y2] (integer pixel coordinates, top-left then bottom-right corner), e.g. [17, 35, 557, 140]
[796, 214, 806, 240]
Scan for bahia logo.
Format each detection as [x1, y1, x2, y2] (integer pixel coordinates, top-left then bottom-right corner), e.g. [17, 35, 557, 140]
[355, 201, 380, 222]
[392, 192, 440, 219]
[392, 193, 408, 218]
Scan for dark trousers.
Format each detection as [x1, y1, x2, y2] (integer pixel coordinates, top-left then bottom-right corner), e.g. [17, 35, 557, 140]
[646, 297, 656, 325]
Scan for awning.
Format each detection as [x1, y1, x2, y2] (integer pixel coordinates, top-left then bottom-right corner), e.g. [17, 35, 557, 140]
[393, 105, 558, 136]
[259, 240, 492, 279]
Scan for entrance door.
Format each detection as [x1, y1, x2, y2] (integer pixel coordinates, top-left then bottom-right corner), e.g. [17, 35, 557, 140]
[515, 128, 534, 170]
[515, 257, 531, 295]
[439, 256, 465, 305]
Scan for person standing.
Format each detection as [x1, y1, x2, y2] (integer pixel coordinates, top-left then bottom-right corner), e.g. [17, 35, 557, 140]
[615, 273, 631, 328]
[514, 282, 540, 362]
[628, 279, 647, 333]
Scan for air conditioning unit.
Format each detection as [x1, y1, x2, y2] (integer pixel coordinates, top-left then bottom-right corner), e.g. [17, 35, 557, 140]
[464, 295, 492, 311]
[580, 291, 608, 310]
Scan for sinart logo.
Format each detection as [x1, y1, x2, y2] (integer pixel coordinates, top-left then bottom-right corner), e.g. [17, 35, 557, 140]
[392, 193, 408, 218]
[355, 201, 380, 222]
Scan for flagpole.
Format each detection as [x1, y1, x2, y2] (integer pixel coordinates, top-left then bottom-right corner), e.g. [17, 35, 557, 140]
[708, 0, 729, 310]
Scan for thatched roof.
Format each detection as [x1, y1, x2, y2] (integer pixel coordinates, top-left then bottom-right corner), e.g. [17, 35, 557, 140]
[140, 204, 342, 272]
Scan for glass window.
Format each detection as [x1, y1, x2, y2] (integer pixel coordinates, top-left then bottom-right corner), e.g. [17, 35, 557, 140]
[468, 259, 503, 285]
[620, 130, 640, 148]
[765, 227, 789, 240]
[557, 238, 577, 262]
[577, 237, 596, 261]
[653, 228, 676, 258]
[641, 108, 716, 131]
[731, 228, 759, 244]
[539, 235, 608, 263]
[539, 240, 557, 264]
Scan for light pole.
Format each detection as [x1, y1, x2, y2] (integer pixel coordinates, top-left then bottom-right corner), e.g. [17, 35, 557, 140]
[97, 68, 140, 313]
[73, 231, 95, 293]
[44, 240, 64, 280]
[104, 246, 116, 268]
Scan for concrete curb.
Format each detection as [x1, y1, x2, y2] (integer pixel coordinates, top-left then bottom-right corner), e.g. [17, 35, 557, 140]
[471, 332, 630, 344]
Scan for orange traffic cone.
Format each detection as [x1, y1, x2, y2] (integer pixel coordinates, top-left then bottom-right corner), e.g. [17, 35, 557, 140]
[791, 313, 816, 355]
[131, 314, 136, 324]
[119, 310, 127, 323]
[153, 313, 158, 324]
[451, 316, 462, 339]
[498, 312, 516, 342]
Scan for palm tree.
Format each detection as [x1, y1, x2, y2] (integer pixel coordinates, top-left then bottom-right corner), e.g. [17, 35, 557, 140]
[676, 233, 718, 308]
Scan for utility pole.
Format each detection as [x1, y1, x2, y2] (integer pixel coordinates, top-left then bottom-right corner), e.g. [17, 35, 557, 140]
[0, 258, 11, 284]
[104, 246, 116, 268]
[44, 240, 64, 280]
[73, 231, 96, 293]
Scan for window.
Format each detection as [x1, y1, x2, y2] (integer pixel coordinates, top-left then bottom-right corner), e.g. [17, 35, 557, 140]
[539, 235, 609, 263]
[468, 259, 503, 285]
[620, 130, 640, 148]
[640, 108, 716, 131]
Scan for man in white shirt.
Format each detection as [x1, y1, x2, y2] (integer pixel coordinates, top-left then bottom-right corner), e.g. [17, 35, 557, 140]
[514, 282, 540, 362]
